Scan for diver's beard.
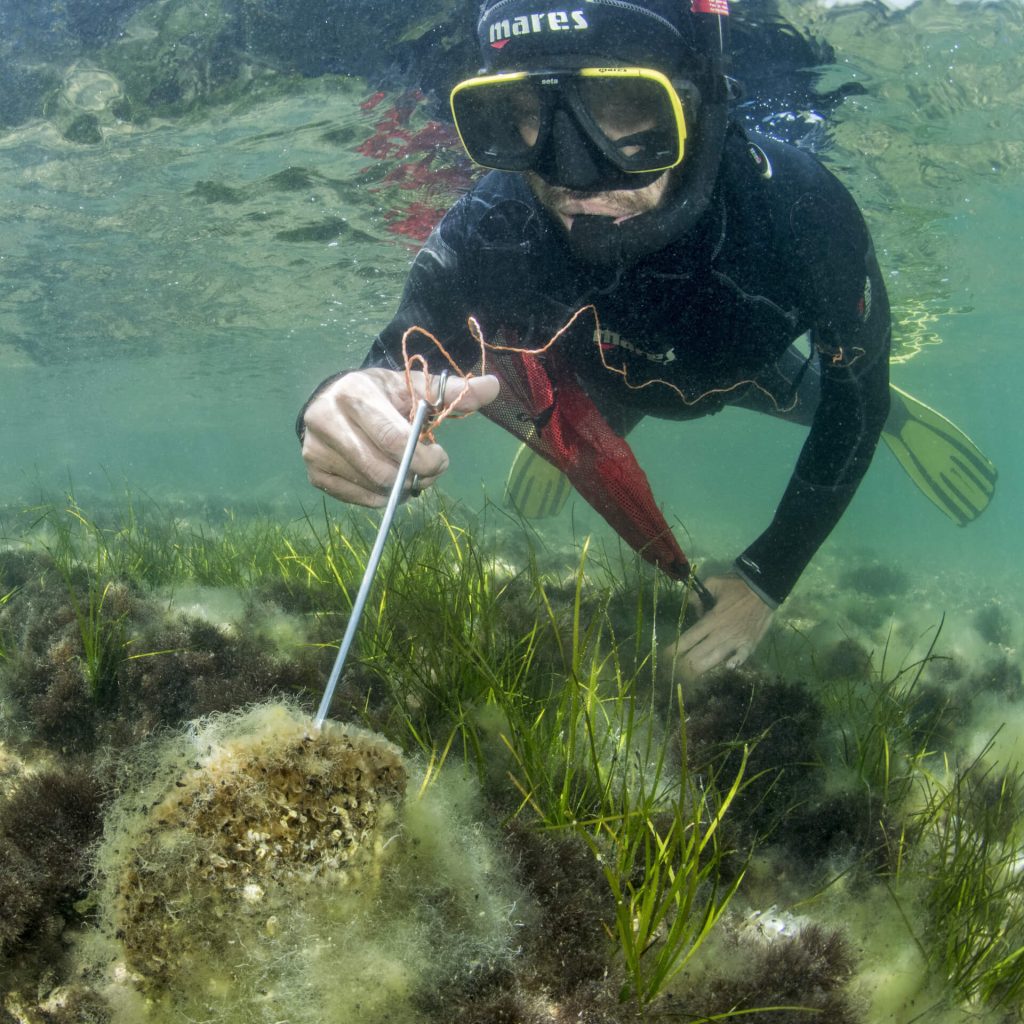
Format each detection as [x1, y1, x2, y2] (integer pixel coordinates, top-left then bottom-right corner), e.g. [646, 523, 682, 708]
[526, 171, 671, 230]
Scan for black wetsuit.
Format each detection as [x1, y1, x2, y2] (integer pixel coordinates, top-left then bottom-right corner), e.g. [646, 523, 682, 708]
[351, 125, 892, 605]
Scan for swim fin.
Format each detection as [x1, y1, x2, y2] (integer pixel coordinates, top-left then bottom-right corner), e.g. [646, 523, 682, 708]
[504, 443, 574, 518]
[882, 384, 997, 526]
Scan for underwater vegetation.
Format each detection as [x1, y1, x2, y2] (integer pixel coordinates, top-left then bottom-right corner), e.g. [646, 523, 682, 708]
[0, 767, 103, 960]
[685, 669, 826, 848]
[894, 745, 1024, 1011]
[673, 919, 861, 1024]
[0, 493, 1021, 1021]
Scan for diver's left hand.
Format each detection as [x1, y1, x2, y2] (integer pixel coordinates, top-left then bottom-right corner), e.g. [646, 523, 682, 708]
[669, 575, 775, 677]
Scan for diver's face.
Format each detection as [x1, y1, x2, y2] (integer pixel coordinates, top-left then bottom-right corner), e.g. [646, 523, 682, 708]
[526, 169, 672, 232]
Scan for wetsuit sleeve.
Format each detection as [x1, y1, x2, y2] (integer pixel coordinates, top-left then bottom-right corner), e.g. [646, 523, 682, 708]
[735, 188, 892, 606]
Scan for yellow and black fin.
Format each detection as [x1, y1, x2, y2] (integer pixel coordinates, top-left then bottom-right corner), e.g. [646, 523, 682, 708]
[882, 384, 997, 526]
[504, 443, 573, 519]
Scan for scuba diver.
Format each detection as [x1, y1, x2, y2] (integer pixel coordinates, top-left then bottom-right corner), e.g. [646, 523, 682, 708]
[298, 0, 996, 676]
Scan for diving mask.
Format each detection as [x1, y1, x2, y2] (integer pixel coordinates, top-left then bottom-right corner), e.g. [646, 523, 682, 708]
[450, 67, 688, 187]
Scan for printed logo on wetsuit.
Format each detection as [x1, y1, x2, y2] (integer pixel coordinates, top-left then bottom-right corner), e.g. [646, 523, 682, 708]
[488, 10, 589, 47]
[597, 328, 676, 365]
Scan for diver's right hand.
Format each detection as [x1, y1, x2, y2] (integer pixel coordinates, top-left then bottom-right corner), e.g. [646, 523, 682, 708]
[300, 368, 500, 507]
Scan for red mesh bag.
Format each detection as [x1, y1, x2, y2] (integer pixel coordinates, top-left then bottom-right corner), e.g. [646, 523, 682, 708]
[481, 344, 695, 584]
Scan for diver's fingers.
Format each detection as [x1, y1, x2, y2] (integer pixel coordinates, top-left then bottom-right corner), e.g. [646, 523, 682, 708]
[672, 576, 772, 675]
[409, 371, 500, 414]
[682, 634, 752, 675]
[303, 426, 449, 507]
[301, 368, 499, 507]
[301, 369, 447, 505]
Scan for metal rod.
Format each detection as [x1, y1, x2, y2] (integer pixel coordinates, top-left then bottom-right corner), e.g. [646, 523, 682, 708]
[313, 394, 434, 729]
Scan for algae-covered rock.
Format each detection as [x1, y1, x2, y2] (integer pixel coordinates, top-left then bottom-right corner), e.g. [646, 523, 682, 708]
[93, 701, 528, 1023]
[105, 703, 406, 991]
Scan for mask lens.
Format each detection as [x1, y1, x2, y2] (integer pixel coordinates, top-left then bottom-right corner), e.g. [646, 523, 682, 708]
[451, 76, 545, 170]
[575, 74, 684, 172]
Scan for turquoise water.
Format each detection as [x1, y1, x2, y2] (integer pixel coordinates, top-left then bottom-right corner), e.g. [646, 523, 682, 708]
[1, 0, 1024, 1018]
[0, 81, 417, 507]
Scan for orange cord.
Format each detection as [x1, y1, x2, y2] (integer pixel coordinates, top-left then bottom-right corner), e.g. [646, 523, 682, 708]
[400, 303, 818, 428]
